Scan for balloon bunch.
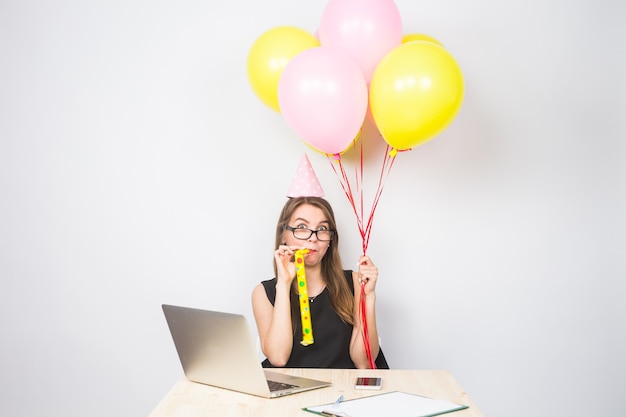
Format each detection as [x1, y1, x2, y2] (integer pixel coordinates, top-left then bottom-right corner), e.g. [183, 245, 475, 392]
[247, 0, 465, 369]
[247, 0, 464, 154]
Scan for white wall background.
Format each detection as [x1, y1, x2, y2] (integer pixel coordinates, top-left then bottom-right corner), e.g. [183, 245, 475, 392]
[1, 1, 624, 416]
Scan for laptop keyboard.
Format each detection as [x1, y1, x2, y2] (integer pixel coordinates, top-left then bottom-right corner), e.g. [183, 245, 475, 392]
[267, 379, 299, 392]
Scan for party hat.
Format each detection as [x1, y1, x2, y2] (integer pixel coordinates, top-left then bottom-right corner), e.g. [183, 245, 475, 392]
[286, 153, 325, 198]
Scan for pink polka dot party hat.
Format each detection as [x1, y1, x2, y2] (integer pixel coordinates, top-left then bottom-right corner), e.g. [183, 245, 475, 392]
[286, 153, 325, 198]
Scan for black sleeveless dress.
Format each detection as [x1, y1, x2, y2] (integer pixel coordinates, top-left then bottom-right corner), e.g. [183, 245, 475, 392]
[260, 270, 389, 369]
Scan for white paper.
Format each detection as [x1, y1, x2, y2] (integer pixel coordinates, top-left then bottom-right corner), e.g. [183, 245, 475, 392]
[304, 391, 468, 417]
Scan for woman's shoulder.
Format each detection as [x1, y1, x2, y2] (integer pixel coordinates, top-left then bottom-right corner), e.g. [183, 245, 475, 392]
[253, 278, 276, 294]
[258, 277, 278, 304]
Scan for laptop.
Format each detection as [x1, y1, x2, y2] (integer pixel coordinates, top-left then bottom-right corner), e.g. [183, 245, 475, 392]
[161, 304, 331, 398]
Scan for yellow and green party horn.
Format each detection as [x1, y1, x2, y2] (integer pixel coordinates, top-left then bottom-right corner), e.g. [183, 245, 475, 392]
[294, 249, 314, 346]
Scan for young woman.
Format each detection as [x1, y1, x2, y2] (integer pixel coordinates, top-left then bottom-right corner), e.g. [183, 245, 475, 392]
[252, 196, 388, 369]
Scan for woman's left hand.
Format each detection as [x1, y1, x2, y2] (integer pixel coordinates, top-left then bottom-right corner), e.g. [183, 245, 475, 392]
[356, 256, 378, 295]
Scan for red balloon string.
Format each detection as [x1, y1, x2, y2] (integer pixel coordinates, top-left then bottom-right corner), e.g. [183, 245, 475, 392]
[362, 145, 396, 254]
[360, 283, 376, 369]
[327, 142, 397, 369]
[327, 144, 396, 254]
[328, 156, 366, 251]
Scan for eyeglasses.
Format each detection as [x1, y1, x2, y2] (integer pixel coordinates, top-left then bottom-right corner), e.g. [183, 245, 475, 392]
[285, 225, 336, 241]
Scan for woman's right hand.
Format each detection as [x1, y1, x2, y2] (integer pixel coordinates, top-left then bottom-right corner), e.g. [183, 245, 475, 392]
[274, 244, 297, 285]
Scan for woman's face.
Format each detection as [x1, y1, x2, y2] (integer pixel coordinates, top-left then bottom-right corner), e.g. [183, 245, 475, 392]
[283, 203, 332, 266]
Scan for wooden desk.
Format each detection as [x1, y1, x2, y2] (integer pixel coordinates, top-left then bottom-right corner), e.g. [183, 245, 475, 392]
[149, 368, 483, 417]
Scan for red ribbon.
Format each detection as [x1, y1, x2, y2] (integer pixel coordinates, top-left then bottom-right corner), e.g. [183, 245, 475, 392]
[360, 283, 376, 369]
[327, 141, 397, 369]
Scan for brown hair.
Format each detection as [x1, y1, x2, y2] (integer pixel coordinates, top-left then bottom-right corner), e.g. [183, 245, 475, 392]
[275, 197, 354, 325]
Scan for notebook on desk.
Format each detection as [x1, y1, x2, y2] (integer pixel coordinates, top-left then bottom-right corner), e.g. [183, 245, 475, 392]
[162, 304, 331, 398]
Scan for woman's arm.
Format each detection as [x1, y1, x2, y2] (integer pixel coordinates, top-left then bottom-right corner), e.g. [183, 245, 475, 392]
[349, 255, 380, 369]
[251, 245, 298, 367]
[252, 281, 293, 367]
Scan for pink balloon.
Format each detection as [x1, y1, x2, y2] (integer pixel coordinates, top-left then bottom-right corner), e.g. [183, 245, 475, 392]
[319, 0, 403, 82]
[278, 47, 368, 155]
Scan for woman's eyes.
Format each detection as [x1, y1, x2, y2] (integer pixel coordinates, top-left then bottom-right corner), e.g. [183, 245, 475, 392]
[296, 224, 328, 231]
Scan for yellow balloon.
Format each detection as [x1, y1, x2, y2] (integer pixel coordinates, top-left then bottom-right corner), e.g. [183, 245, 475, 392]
[402, 33, 444, 47]
[247, 26, 319, 112]
[369, 41, 464, 150]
